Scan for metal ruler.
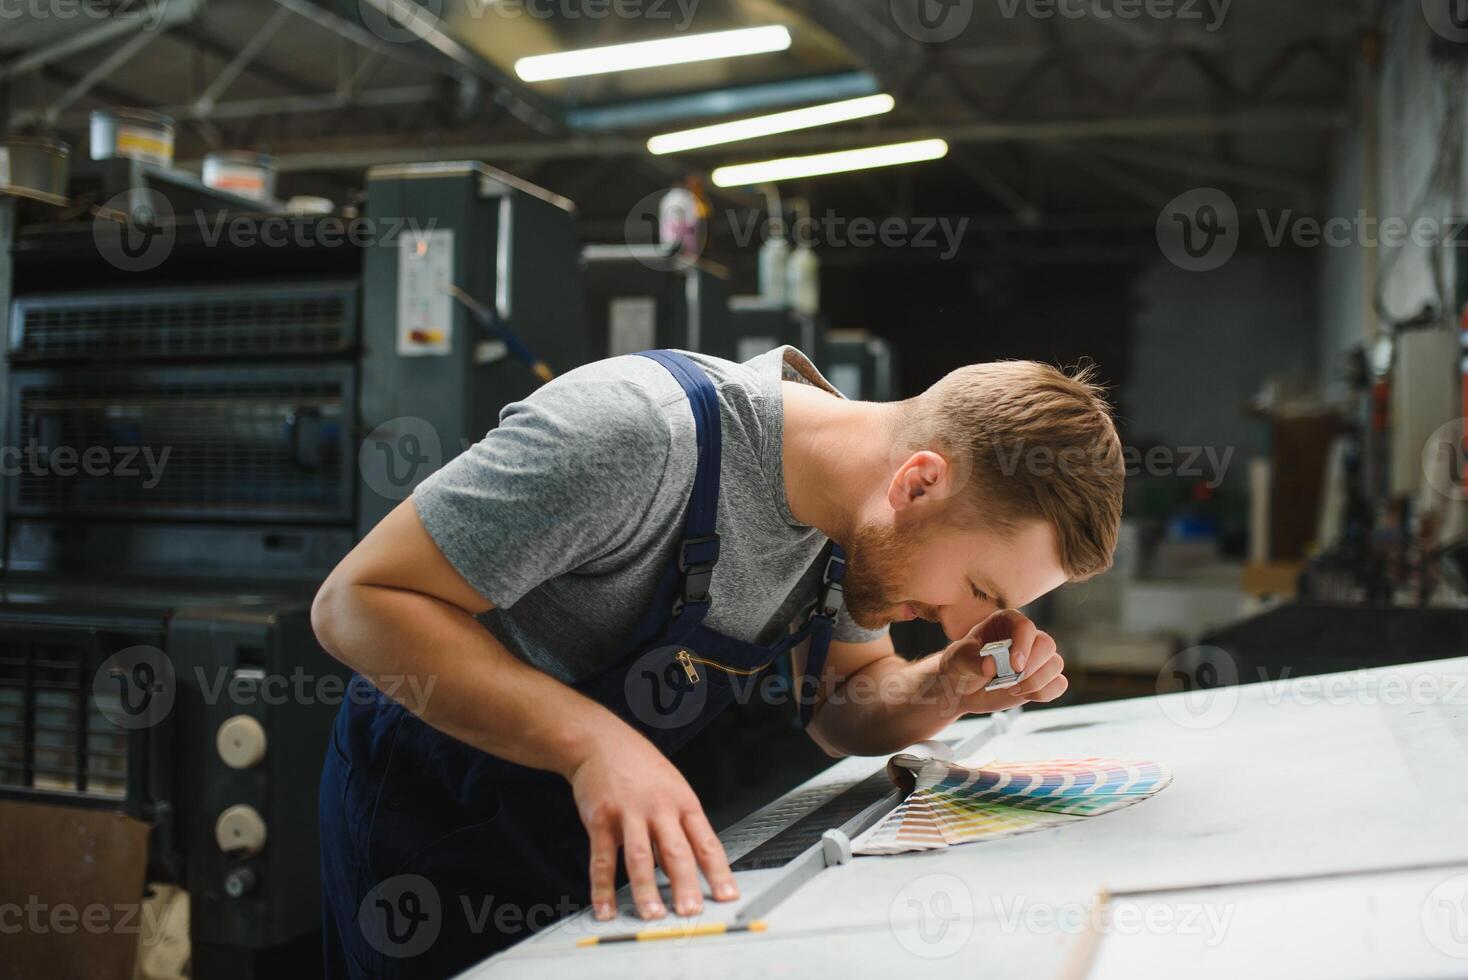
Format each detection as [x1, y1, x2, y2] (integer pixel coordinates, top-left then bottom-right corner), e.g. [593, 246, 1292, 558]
[734, 713, 1012, 924]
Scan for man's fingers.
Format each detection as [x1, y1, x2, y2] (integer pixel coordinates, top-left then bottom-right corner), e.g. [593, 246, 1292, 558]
[1028, 672, 1069, 703]
[969, 687, 1027, 713]
[1015, 651, 1064, 699]
[954, 627, 1066, 711]
[682, 809, 738, 902]
[944, 637, 996, 698]
[652, 816, 703, 917]
[620, 817, 666, 920]
[978, 610, 1039, 671]
[950, 611, 1046, 696]
[587, 815, 619, 920]
[1013, 632, 1060, 695]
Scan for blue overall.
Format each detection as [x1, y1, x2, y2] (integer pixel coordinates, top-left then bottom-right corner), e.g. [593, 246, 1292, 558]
[319, 351, 847, 978]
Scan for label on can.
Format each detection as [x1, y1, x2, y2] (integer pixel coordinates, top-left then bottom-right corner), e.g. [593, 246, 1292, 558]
[212, 173, 266, 195]
[0, 148, 9, 187]
[116, 125, 174, 168]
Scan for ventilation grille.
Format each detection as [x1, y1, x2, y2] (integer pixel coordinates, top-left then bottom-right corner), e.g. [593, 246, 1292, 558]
[10, 367, 354, 522]
[0, 637, 128, 801]
[11, 282, 357, 362]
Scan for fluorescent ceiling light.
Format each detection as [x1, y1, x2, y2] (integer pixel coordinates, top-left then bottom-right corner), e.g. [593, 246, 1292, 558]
[647, 94, 896, 155]
[711, 138, 950, 186]
[515, 26, 792, 82]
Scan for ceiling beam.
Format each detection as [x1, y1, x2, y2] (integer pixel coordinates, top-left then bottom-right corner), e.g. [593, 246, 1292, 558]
[257, 108, 1346, 173]
[564, 72, 879, 131]
[35, 66, 153, 110]
[1086, 141, 1318, 198]
[0, 0, 200, 82]
[26, 26, 165, 127]
[173, 25, 319, 98]
[1049, 147, 1172, 209]
[194, 6, 294, 115]
[283, 0, 561, 134]
[165, 85, 442, 124]
[948, 149, 1041, 225]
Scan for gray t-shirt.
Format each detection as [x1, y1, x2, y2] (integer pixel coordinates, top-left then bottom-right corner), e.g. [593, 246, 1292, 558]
[413, 346, 888, 683]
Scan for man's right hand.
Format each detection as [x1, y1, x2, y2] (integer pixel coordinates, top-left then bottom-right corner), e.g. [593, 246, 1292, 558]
[567, 725, 739, 921]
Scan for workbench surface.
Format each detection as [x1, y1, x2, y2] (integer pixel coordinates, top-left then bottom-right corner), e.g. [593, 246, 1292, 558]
[463, 657, 1468, 979]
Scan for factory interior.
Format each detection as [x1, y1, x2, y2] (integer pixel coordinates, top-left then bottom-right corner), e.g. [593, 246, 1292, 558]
[2, 1, 1467, 978]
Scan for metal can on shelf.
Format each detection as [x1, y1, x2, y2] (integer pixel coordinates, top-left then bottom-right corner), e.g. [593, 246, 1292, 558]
[202, 151, 278, 203]
[0, 136, 71, 200]
[90, 108, 176, 168]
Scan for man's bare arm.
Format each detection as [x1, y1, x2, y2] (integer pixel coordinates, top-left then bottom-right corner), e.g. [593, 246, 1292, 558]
[311, 498, 608, 773]
[310, 499, 737, 919]
[803, 612, 1069, 757]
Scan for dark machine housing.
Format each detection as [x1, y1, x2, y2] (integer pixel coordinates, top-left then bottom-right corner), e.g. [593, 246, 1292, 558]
[0, 160, 587, 977]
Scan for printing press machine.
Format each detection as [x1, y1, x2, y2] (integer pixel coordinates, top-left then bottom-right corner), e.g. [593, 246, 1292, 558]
[0, 160, 589, 977]
[721, 295, 822, 364]
[580, 243, 731, 360]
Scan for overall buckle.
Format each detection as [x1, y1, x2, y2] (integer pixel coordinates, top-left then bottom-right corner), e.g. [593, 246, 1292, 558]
[677, 534, 720, 608]
[813, 551, 846, 619]
[816, 580, 845, 620]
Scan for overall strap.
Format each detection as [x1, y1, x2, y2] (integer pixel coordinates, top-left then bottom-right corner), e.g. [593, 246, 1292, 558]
[798, 542, 846, 729]
[633, 350, 721, 623]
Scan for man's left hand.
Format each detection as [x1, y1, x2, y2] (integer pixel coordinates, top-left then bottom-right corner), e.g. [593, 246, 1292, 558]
[935, 608, 1068, 717]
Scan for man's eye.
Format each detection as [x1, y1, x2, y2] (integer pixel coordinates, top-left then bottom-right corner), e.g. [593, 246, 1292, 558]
[971, 584, 990, 601]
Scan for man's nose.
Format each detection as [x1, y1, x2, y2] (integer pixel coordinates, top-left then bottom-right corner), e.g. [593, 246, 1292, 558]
[938, 603, 985, 642]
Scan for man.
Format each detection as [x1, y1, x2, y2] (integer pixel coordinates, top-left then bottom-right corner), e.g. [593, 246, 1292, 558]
[313, 345, 1123, 978]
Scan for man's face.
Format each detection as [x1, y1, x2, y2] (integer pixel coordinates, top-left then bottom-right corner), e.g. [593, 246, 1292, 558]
[842, 515, 1068, 639]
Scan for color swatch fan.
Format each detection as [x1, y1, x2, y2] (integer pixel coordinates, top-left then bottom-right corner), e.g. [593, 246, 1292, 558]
[853, 754, 1172, 855]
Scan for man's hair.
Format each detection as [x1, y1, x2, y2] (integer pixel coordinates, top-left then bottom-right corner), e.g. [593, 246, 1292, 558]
[897, 360, 1124, 581]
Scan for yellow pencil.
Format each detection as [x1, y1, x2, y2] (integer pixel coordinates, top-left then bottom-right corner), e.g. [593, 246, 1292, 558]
[577, 920, 767, 947]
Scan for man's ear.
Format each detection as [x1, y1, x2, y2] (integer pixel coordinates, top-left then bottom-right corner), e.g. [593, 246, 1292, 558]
[887, 451, 951, 511]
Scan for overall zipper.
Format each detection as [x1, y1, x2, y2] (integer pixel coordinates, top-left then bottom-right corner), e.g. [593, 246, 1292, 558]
[675, 649, 765, 683]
